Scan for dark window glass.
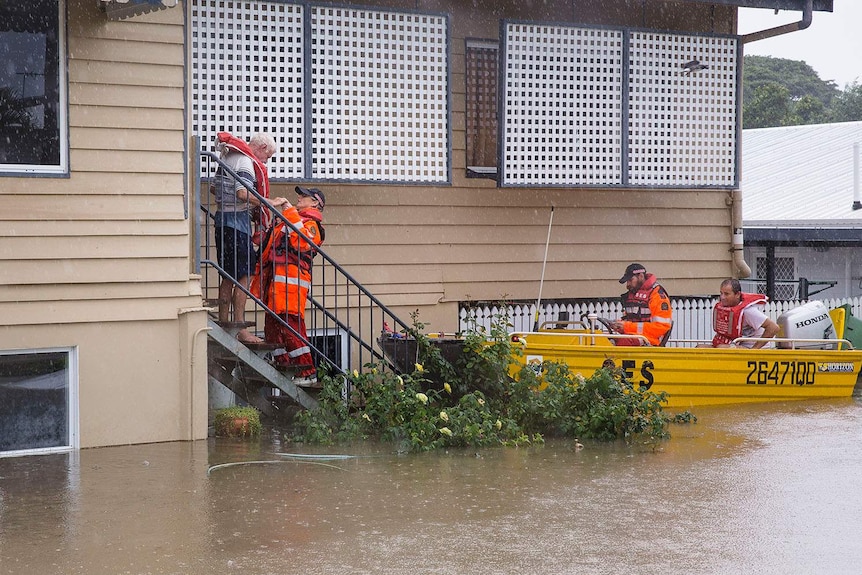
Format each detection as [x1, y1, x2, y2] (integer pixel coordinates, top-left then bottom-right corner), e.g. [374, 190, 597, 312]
[465, 41, 498, 173]
[0, 351, 70, 452]
[0, 0, 63, 171]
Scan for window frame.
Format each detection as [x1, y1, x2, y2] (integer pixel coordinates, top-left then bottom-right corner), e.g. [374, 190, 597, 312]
[0, 0, 69, 177]
[464, 38, 499, 180]
[0, 347, 79, 458]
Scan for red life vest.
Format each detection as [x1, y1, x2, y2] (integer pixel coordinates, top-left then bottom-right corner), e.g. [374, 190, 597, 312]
[216, 132, 271, 231]
[712, 292, 769, 346]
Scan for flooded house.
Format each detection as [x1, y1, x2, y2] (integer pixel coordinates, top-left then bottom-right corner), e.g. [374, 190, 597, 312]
[0, 0, 833, 455]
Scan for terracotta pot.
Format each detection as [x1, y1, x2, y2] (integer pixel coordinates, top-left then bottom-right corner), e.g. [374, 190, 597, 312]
[230, 417, 250, 436]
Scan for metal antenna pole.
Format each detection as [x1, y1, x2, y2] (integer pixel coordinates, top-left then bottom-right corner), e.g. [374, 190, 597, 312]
[533, 206, 555, 331]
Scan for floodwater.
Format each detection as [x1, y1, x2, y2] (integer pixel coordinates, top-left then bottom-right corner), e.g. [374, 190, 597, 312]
[2, 400, 862, 575]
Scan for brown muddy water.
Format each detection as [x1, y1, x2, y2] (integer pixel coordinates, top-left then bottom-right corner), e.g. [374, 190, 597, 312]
[2, 399, 862, 575]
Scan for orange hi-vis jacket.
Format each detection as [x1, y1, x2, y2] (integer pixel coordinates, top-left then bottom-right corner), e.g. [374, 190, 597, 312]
[619, 273, 673, 346]
[251, 206, 324, 317]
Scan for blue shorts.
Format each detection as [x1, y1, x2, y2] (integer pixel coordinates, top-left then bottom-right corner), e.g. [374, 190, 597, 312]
[215, 226, 257, 279]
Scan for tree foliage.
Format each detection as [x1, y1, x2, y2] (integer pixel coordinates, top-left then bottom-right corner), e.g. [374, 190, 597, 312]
[831, 82, 862, 123]
[742, 55, 861, 128]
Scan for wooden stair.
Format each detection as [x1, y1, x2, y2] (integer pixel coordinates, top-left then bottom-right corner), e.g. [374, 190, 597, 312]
[206, 319, 319, 416]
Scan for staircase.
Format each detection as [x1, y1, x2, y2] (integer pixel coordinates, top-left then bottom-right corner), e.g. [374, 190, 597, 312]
[195, 140, 412, 417]
[206, 319, 319, 416]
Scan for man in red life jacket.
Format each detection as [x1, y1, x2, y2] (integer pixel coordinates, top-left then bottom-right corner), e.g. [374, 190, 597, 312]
[252, 186, 326, 386]
[711, 278, 780, 349]
[212, 132, 276, 344]
[610, 263, 673, 346]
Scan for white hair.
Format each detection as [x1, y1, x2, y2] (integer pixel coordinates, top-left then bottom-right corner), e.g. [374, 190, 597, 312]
[249, 133, 277, 156]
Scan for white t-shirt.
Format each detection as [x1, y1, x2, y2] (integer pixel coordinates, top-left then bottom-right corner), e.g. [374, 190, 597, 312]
[737, 305, 770, 348]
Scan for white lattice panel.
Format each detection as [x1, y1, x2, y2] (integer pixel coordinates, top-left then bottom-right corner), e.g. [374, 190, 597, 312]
[310, 7, 449, 182]
[501, 24, 624, 186]
[628, 32, 738, 186]
[191, 0, 304, 179]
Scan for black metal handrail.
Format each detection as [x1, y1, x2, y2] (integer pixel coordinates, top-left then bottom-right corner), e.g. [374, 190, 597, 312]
[194, 138, 412, 376]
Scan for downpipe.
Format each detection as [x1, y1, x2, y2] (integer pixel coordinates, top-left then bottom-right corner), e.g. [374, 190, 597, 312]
[729, 190, 752, 278]
[190, 325, 212, 440]
[735, 0, 814, 278]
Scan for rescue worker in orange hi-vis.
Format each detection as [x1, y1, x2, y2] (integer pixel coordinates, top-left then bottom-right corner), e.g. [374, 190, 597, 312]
[251, 186, 326, 387]
[609, 263, 673, 347]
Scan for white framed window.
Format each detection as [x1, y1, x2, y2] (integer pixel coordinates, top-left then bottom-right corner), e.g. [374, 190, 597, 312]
[0, 347, 79, 458]
[0, 0, 68, 175]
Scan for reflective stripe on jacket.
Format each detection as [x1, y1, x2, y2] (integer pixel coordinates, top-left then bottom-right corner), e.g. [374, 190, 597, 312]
[619, 274, 673, 346]
[251, 206, 324, 317]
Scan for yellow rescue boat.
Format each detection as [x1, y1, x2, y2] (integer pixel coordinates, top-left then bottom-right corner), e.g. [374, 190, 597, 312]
[510, 303, 862, 408]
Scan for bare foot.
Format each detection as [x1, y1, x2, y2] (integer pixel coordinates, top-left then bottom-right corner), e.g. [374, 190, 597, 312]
[237, 329, 264, 344]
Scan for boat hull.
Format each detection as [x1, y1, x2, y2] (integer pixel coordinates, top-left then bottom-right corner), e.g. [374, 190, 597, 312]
[511, 332, 862, 408]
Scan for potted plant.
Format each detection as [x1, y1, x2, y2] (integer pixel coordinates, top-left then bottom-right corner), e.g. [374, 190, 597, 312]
[213, 405, 262, 438]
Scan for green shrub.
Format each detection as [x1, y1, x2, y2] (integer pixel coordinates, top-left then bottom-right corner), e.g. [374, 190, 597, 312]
[290, 308, 694, 451]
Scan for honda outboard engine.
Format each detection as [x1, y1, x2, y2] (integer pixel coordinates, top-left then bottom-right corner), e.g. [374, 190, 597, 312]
[776, 300, 836, 349]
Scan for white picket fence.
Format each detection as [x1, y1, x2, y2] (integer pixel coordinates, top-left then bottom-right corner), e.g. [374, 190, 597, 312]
[459, 297, 862, 348]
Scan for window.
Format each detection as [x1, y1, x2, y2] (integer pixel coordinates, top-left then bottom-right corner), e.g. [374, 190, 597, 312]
[465, 39, 498, 178]
[756, 255, 796, 300]
[0, 0, 67, 175]
[191, 0, 304, 179]
[0, 348, 78, 456]
[310, 7, 449, 182]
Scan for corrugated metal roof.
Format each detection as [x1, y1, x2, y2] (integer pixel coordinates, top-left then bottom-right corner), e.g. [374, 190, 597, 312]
[741, 121, 862, 227]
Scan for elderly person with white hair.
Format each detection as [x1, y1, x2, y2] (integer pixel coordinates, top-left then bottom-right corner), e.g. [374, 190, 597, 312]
[212, 131, 277, 344]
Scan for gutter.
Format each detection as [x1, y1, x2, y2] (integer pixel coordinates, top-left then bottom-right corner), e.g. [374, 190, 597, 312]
[741, 0, 813, 44]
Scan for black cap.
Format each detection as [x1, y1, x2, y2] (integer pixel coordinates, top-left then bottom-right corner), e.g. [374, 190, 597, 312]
[295, 186, 326, 209]
[619, 263, 646, 284]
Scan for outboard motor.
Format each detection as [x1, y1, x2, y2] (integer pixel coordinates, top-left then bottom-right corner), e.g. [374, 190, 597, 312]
[776, 300, 836, 349]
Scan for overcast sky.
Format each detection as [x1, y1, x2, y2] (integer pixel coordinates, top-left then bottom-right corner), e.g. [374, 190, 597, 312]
[738, 2, 862, 89]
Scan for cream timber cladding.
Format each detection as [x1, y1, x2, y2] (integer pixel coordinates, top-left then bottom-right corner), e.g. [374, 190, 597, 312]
[193, 1, 738, 330]
[1, 1, 207, 450]
[0, 0, 191, 326]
